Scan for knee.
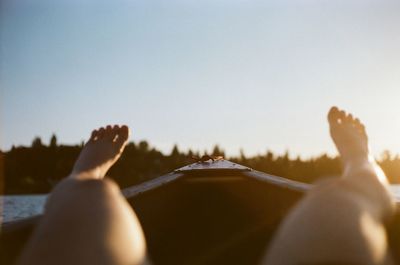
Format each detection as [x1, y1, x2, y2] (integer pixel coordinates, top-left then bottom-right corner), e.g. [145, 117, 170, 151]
[57, 177, 119, 194]
[77, 178, 120, 195]
[45, 178, 121, 212]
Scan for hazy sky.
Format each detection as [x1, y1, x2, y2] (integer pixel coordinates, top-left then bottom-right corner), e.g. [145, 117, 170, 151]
[2, 0, 400, 158]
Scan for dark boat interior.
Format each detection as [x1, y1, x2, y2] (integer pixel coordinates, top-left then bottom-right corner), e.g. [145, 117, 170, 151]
[2, 162, 400, 265]
[130, 173, 302, 265]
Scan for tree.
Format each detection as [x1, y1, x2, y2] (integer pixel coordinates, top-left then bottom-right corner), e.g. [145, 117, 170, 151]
[239, 148, 247, 163]
[212, 145, 225, 157]
[138, 141, 149, 152]
[381, 150, 392, 161]
[50, 134, 57, 148]
[32, 137, 43, 148]
[171, 144, 180, 157]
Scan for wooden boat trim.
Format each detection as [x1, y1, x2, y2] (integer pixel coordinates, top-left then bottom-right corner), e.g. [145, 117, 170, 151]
[121, 159, 310, 199]
[121, 172, 185, 198]
[243, 170, 310, 192]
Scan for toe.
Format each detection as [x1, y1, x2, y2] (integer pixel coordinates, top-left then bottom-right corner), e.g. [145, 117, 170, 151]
[116, 125, 130, 147]
[338, 110, 346, 122]
[360, 123, 367, 137]
[105, 125, 113, 139]
[90, 129, 98, 141]
[354, 118, 363, 130]
[328, 107, 340, 124]
[110, 125, 120, 141]
[345, 113, 354, 124]
[97, 127, 106, 139]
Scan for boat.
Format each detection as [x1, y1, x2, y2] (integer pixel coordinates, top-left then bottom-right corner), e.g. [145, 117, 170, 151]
[1, 158, 400, 265]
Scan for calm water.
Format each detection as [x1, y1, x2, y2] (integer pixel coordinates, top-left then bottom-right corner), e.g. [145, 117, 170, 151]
[1, 195, 47, 223]
[3, 186, 400, 224]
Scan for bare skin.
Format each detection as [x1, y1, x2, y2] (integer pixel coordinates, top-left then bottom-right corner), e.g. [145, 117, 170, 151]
[328, 107, 369, 166]
[328, 107, 394, 216]
[71, 125, 130, 179]
[264, 107, 395, 265]
[19, 125, 148, 265]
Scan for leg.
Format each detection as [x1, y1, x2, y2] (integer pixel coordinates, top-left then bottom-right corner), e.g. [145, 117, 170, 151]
[18, 125, 149, 265]
[263, 107, 396, 265]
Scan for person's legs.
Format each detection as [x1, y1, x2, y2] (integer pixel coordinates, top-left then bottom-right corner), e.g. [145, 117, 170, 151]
[263, 107, 396, 265]
[18, 125, 148, 265]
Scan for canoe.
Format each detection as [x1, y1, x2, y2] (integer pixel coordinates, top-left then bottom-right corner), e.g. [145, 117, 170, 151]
[1, 159, 400, 265]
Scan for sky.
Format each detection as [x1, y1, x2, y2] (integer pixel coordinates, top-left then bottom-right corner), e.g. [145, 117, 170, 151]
[2, 0, 400, 158]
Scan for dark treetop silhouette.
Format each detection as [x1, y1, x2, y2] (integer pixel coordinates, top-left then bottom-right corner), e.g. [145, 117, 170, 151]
[2, 135, 400, 194]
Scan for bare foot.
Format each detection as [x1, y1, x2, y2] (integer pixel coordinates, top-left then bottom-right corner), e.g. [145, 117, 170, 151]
[328, 106, 392, 186]
[328, 106, 370, 165]
[70, 125, 130, 179]
[328, 107, 395, 218]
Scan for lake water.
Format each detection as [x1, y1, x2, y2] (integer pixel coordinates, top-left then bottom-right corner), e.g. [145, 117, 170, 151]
[1, 195, 47, 223]
[2, 185, 400, 224]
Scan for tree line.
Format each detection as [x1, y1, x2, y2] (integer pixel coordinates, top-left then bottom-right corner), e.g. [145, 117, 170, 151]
[2, 135, 400, 194]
